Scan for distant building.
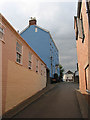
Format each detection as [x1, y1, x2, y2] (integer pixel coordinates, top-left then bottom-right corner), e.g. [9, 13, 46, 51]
[63, 70, 74, 82]
[74, 0, 90, 94]
[0, 14, 46, 114]
[20, 17, 60, 83]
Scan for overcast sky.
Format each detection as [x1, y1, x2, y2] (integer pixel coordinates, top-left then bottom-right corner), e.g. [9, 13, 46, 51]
[0, 0, 78, 73]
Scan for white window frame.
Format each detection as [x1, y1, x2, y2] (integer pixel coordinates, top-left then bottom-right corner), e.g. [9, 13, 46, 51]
[36, 59, 39, 73]
[0, 27, 4, 40]
[16, 41, 22, 64]
[41, 63, 43, 75]
[28, 52, 32, 69]
[35, 27, 37, 32]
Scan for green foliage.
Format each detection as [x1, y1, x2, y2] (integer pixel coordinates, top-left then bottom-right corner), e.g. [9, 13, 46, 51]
[54, 73, 58, 79]
[59, 64, 64, 81]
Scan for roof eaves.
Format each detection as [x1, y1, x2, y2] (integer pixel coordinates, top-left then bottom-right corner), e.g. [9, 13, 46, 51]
[20, 24, 58, 51]
[35, 25, 49, 33]
[77, 0, 82, 18]
[48, 32, 58, 51]
[20, 25, 29, 34]
[1, 14, 46, 66]
[35, 25, 58, 51]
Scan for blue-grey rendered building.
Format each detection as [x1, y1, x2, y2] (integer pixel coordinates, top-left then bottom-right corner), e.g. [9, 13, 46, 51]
[20, 17, 60, 83]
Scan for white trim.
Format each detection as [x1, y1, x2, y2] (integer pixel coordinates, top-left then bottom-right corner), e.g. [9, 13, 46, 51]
[36, 59, 39, 73]
[15, 61, 23, 66]
[17, 38, 23, 45]
[28, 52, 32, 70]
[16, 41, 23, 65]
[35, 25, 49, 33]
[0, 22, 6, 28]
[20, 24, 58, 51]
[21, 45, 23, 65]
[35, 27, 38, 32]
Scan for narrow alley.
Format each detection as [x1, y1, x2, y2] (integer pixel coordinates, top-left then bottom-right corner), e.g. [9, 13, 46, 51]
[13, 82, 82, 118]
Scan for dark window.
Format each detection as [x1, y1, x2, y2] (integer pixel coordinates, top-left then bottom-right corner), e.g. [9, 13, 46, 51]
[0, 27, 4, 39]
[81, 14, 85, 43]
[77, 14, 85, 42]
[16, 42, 22, 64]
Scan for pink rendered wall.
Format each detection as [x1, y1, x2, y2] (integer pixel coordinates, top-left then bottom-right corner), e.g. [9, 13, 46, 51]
[75, 0, 90, 94]
[1, 14, 46, 113]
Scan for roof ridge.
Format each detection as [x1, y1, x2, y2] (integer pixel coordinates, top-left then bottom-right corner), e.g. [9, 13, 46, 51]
[20, 24, 58, 51]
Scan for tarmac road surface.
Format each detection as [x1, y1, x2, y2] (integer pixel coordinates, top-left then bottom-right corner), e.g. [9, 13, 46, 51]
[14, 82, 82, 118]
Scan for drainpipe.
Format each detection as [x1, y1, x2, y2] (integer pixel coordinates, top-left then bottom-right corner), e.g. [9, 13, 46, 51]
[50, 56, 53, 77]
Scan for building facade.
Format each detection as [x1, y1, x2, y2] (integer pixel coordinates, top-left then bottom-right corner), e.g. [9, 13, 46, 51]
[0, 14, 46, 114]
[74, 0, 90, 94]
[63, 70, 74, 82]
[20, 18, 60, 81]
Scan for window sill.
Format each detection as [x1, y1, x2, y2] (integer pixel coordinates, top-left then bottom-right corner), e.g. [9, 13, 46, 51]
[0, 39, 5, 44]
[36, 71, 38, 73]
[15, 61, 23, 66]
[28, 67, 32, 70]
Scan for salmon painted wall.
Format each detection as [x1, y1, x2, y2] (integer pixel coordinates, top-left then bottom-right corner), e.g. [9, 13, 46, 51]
[75, 1, 90, 94]
[6, 60, 46, 112]
[0, 16, 3, 117]
[88, 21, 90, 91]
[1, 14, 46, 113]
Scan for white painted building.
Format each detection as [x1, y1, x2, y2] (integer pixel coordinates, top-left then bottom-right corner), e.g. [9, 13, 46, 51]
[63, 70, 74, 82]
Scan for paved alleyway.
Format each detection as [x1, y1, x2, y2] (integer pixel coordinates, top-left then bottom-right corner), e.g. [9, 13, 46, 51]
[14, 82, 82, 118]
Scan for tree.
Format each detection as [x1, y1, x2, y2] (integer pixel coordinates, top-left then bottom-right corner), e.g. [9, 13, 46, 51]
[59, 64, 64, 81]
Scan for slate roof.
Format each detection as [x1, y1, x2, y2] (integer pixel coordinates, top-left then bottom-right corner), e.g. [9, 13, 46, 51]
[65, 70, 74, 74]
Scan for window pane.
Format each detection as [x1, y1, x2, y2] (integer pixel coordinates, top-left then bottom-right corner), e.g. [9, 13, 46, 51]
[16, 52, 21, 63]
[77, 18, 83, 38]
[29, 52, 32, 61]
[36, 60, 38, 72]
[0, 27, 3, 33]
[0, 32, 3, 39]
[16, 42, 22, 54]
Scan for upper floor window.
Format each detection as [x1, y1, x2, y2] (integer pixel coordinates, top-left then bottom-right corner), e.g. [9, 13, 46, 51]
[35, 27, 37, 32]
[16, 41, 22, 64]
[41, 63, 43, 75]
[78, 14, 85, 42]
[81, 15, 85, 43]
[0, 27, 4, 39]
[36, 59, 39, 73]
[28, 52, 32, 69]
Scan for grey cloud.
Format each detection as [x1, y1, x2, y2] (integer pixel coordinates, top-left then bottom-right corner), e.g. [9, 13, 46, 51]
[0, 1, 78, 73]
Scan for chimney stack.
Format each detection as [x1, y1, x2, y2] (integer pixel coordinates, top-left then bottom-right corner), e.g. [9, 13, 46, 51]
[29, 17, 37, 26]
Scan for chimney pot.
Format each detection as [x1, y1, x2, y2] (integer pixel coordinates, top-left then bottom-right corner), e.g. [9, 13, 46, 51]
[29, 17, 37, 26]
